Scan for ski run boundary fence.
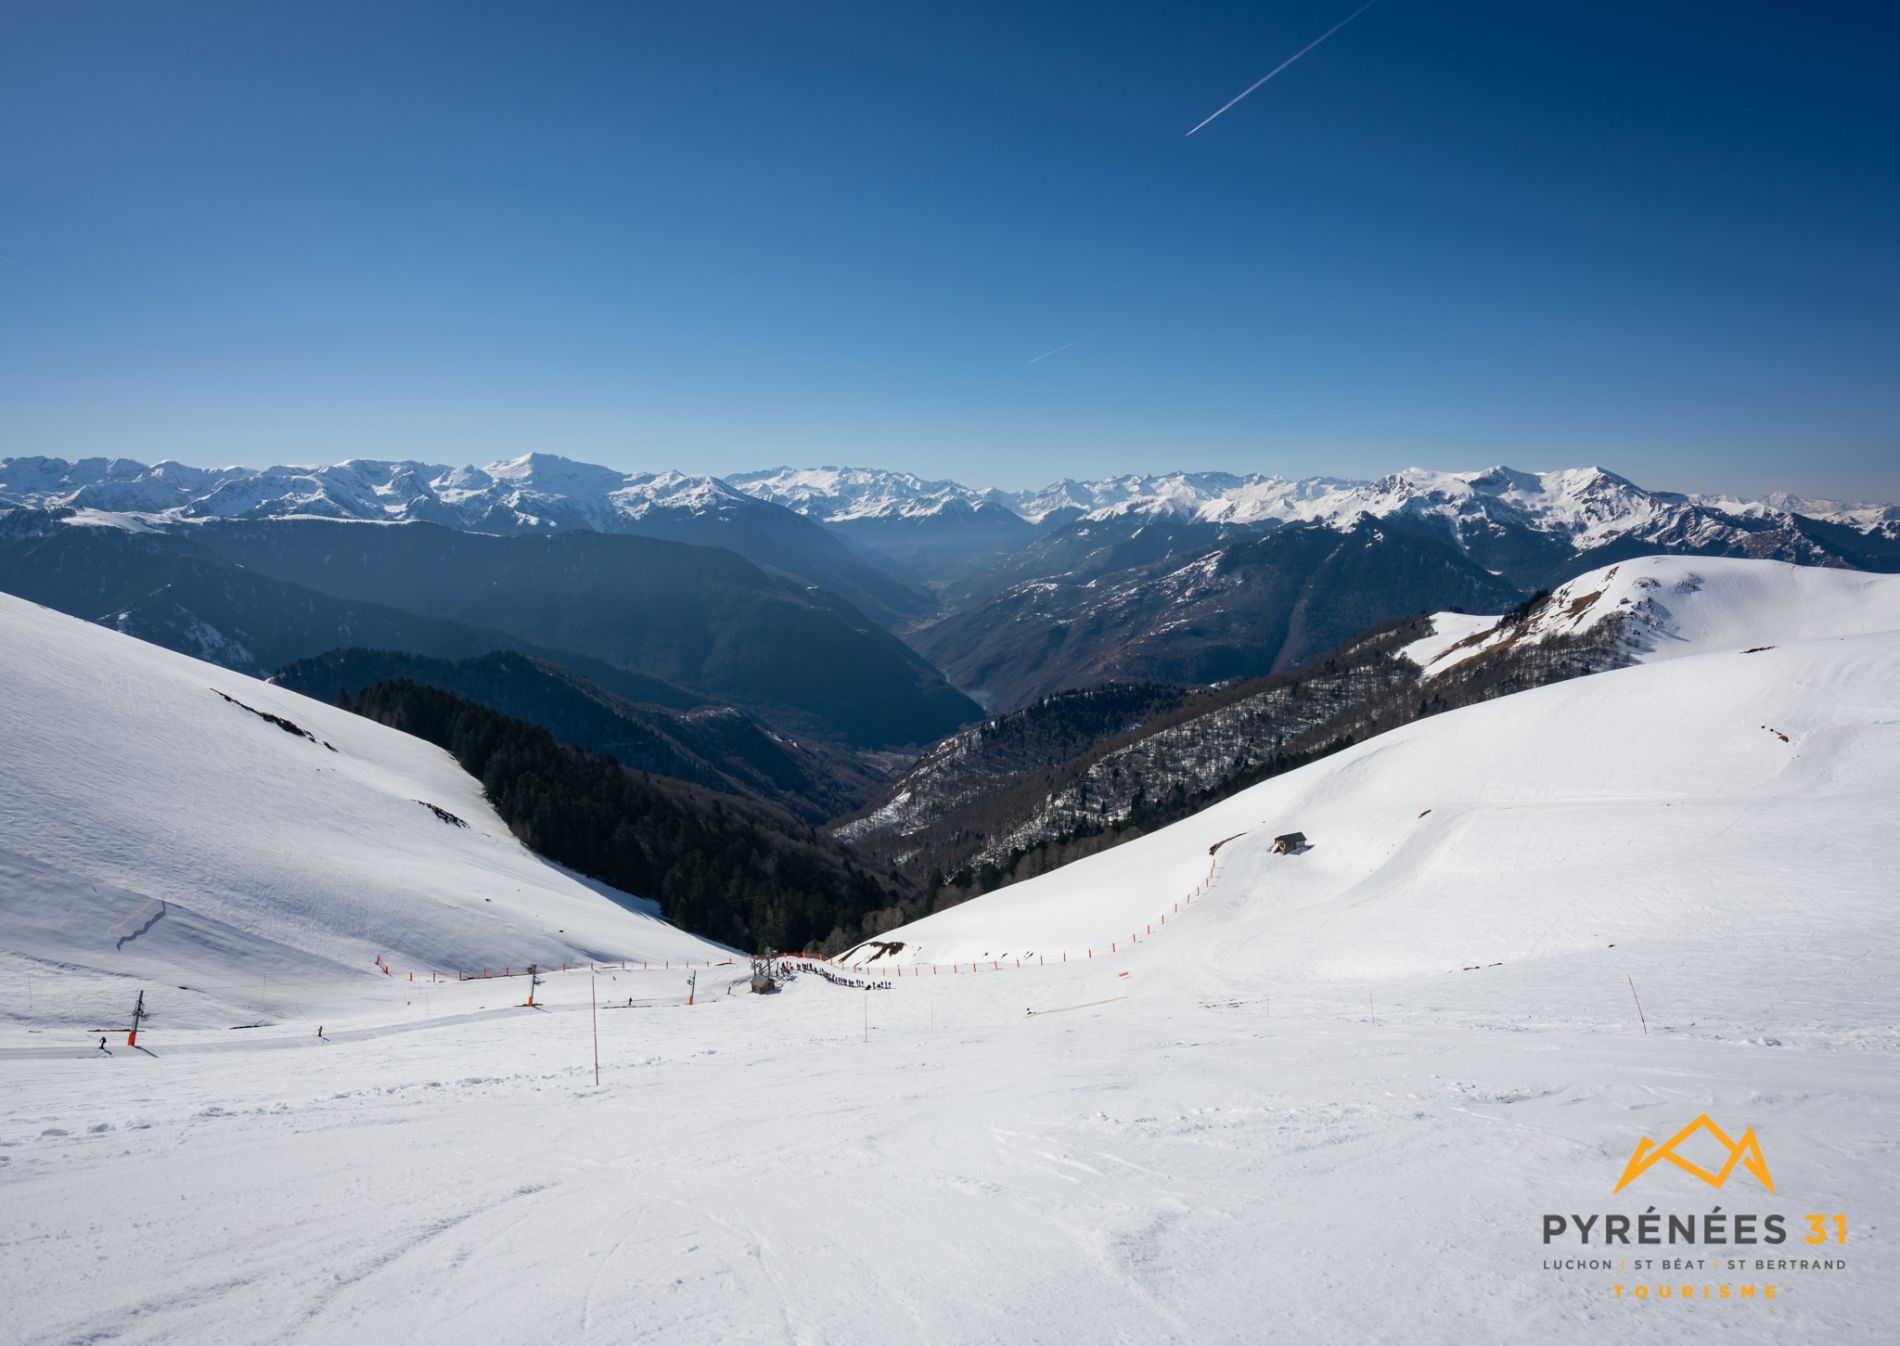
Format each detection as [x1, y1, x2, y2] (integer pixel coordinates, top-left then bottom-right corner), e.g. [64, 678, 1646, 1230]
[831, 853, 1223, 980]
[366, 955, 740, 985]
[366, 854, 1224, 989]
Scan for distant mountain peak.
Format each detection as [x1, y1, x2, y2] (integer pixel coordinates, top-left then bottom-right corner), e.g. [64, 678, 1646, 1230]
[726, 465, 1010, 521]
[0, 453, 938, 630]
[5, 454, 1893, 559]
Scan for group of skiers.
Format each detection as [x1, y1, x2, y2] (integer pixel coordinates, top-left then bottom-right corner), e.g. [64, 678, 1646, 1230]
[780, 960, 891, 992]
[801, 961, 889, 996]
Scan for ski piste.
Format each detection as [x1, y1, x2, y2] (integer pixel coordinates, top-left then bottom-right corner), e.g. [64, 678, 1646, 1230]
[5, 557, 1898, 1343]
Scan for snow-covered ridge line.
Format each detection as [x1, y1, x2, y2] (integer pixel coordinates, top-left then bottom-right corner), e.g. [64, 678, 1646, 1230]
[0, 453, 767, 533]
[9, 455, 1892, 542]
[1696, 488, 1900, 533]
[733, 462, 1898, 538]
[1399, 555, 1900, 679]
[723, 466, 1021, 522]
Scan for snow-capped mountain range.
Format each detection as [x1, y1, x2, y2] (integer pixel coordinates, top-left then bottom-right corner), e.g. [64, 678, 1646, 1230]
[0, 452, 760, 532]
[0, 452, 936, 630]
[739, 462, 1899, 545]
[724, 466, 1022, 522]
[7, 454, 1896, 716]
[6, 454, 1893, 543]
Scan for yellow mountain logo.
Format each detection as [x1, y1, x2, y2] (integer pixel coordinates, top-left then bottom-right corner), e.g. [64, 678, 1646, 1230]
[1613, 1115, 1774, 1194]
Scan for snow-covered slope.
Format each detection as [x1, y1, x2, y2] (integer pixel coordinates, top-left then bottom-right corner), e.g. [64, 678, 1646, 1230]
[6, 569, 1897, 1344]
[0, 594, 725, 1028]
[857, 598, 1900, 990]
[1400, 555, 1900, 677]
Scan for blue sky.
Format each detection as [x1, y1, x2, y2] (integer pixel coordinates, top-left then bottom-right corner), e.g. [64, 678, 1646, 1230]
[3, 1, 1895, 497]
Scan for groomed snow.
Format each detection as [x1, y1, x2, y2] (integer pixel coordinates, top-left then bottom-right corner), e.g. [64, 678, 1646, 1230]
[4, 568, 1896, 1343]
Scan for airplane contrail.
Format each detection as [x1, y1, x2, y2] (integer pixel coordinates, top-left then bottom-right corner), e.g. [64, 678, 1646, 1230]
[1027, 332, 1099, 364]
[1185, 0, 1378, 137]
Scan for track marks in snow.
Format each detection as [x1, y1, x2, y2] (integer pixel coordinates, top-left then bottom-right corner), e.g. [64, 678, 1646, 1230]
[298, 1182, 556, 1336]
[51, 1273, 267, 1346]
[579, 1204, 650, 1340]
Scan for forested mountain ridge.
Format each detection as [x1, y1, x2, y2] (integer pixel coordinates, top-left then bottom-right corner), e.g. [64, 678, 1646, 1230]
[275, 649, 878, 825]
[910, 518, 1524, 710]
[841, 596, 1629, 919]
[334, 679, 909, 953]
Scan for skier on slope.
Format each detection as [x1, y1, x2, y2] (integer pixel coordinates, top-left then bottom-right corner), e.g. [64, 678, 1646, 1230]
[98, 1036, 107, 1051]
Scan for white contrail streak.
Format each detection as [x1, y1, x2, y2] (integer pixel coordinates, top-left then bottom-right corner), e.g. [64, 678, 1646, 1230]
[1027, 332, 1097, 364]
[1185, 0, 1378, 137]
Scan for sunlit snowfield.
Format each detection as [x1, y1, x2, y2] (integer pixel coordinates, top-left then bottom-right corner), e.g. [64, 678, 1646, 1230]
[5, 946, 1894, 1345]
[6, 562, 1899, 1344]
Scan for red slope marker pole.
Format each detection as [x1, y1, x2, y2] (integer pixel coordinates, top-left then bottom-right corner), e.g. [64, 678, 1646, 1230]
[591, 972, 601, 1085]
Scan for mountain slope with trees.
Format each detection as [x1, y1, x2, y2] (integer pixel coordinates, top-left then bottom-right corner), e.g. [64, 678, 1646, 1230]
[911, 518, 1524, 710]
[843, 599, 1623, 919]
[0, 511, 978, 749]
[182, 518, 978, 748]
[335, 679, 908, 953]
[275, 648, 876, 824]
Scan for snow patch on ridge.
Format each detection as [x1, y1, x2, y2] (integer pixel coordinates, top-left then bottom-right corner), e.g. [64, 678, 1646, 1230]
[1402, 556, 1900, 679]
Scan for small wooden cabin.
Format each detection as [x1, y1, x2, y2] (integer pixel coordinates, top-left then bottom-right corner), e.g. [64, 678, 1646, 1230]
[1272, 831, 1307, 854]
